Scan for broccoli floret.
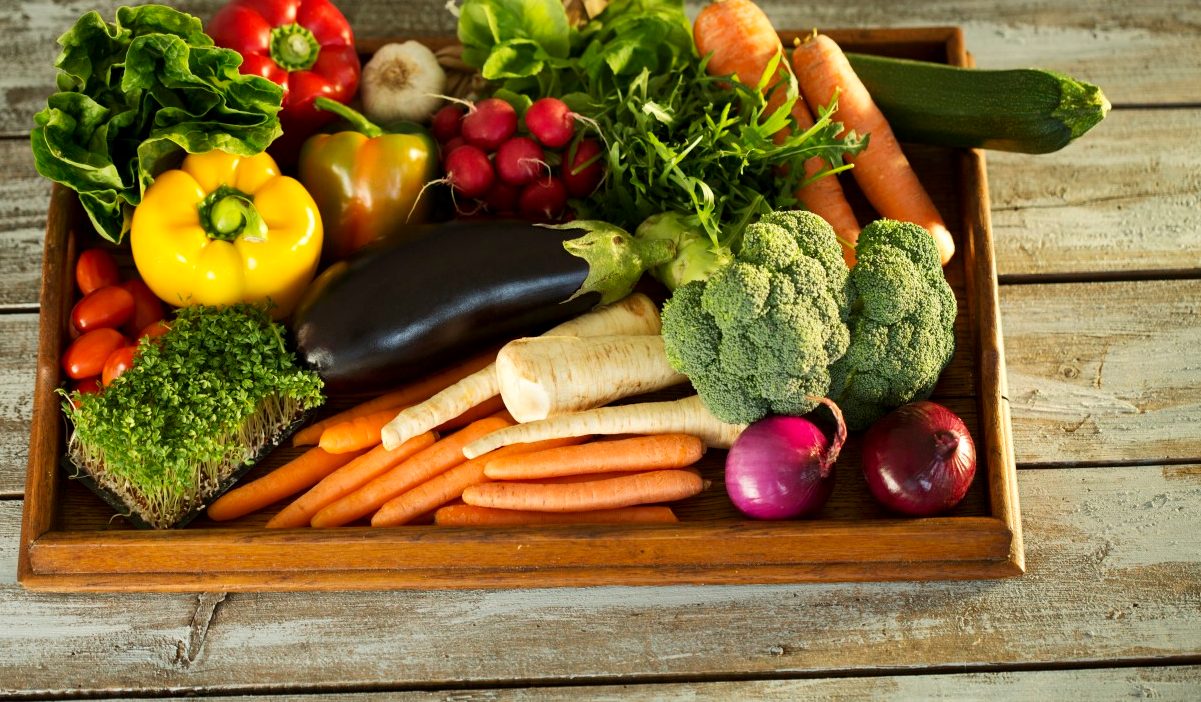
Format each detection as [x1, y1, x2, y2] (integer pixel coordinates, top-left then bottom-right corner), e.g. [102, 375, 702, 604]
[660, 211, 850, 423]
[828, 219, 957, 429]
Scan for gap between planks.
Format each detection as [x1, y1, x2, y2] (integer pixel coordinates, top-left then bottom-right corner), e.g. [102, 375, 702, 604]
[4, 656, 1201, 701]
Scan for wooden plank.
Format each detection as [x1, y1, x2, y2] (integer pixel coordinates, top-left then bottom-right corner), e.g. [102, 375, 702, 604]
[989, 108, 1201, 278]
[0, 140, 50, 309]
[0, 315, 36, 498]
[193, 666, 1201, 701]
[0, 465, 1198, 694]
[1001, 279, 1201, 465]
[1, 0, 1197, 138]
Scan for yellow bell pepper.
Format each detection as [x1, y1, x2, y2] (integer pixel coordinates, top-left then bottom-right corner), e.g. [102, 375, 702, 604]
[131, 150, 322, 318]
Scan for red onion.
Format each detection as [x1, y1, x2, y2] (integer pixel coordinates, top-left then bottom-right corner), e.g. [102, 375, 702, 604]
[861, 401, 977, 516]
[725, 397, 847, 520]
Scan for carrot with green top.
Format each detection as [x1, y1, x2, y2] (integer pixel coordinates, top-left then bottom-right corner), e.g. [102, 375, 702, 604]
[792, 33, 955, 264]
[483, 434, 704, 481]
[433, 504, 678, 526]
[461, 469, 707, 513]
[206, 447, 365, 522]
[693, 0, 862, 264]
[371, 436, 585, 527]
[266, 431, 437, 529]
[309, 416, 513, 528]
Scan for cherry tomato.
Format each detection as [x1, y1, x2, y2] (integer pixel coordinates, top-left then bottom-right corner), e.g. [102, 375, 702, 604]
[101, 345, 138, 386]
[74, 377, 103, 395]
[75, 249, 121, 295]
[62, 328, 126, 380]
[137, 320, 171, 342]
[71, 286, 135, 333]
[120, 279, 165, 336]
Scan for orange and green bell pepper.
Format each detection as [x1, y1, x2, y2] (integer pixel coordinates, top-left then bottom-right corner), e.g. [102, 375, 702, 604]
[299, 97, 438, 262]
[130, 150, 323, 318]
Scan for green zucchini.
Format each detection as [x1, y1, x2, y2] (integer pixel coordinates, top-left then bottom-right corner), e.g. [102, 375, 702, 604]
[845, 53, 1110, 154]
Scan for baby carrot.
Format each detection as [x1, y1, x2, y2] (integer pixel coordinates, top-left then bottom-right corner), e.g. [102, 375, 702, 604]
[370, 436, 585, 527]
[309, 416, 514, 528]
[483, 433, 704, 481]
[433, 504, 678, 526]
[292, 347, 499, 446]
[792, 33, 955, 264]
[461, 469, 707, 513]
[266, 431, 437, 529]
[318, 406, 411, 454]
[206, 447, 365, 522]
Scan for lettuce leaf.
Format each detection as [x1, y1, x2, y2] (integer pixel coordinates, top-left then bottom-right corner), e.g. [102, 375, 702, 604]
[30, 4, 283, 243]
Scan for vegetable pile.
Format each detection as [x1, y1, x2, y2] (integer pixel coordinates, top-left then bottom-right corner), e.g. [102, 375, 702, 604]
[32, 0, 1111, 530]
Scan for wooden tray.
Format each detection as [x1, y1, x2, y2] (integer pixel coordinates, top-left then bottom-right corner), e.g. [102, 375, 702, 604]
[18, 27, 1023, 591]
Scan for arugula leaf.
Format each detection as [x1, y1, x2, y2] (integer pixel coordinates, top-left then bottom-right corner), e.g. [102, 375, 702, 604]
[31, 5, 282, 243]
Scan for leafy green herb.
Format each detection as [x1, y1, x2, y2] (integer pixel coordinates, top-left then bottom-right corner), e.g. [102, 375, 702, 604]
[31, 5, 284, 244]
[456, 0, 863, 246]
[63, 305, 323, 528]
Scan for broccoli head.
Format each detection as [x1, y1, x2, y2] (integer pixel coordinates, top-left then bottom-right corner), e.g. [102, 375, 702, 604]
[828, 219, 957, 429]
[661, 210, 849, 423]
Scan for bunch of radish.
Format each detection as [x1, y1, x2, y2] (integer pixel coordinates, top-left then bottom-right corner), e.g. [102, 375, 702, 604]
[432, 96, 604, 221]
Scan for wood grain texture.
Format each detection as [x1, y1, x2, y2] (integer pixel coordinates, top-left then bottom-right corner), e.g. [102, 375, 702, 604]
[1, 465, 1198, 694]
[0, 0, 1196, 138]
[1002, 279, 1201, 465]
[0, 315, 36, 498]
[0, 140, 49, 309]
[195, 665, 1201, 701]
[990, 108, 1201, 277]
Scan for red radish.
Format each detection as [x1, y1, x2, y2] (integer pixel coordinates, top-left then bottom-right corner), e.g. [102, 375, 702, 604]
[461, 98, 518, 151]
[525, 97, 575, 148]
[431, 105, 464, 143]
[495, 136, 546, 186]
[518, 176, 568, 221]
[563, 138, 605, 197]
[443, 144, 495, 199]
[440, 136, 467, 159]
[482, 182, 521, 214]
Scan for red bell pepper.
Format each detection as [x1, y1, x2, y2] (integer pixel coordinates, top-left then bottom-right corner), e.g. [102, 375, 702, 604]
[207, 0, 360, 160]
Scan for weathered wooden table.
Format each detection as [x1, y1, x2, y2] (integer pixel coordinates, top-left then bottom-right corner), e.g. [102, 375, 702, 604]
[2, 0, 1198, 697]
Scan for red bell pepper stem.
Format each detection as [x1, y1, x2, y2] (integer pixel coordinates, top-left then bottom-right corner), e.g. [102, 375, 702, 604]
[313, 97, 385, 138]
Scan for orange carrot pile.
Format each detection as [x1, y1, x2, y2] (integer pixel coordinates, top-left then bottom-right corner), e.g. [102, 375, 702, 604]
[434, 504, 678, 527]
[206, 447, 364, 522]
[483, 434, 704, 481]
[462, 469, 707, 513]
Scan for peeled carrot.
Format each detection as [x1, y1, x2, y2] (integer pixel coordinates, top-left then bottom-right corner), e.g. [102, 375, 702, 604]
[484, 433, 704, 481]
[792, 33, 955, 264]
[371, 436, 585, 527]
[292, 347, 499, 446]
[693, 0, 862, 264]
[434, 504, 678, 526]
[461, 469, 707, 513]
[462, 395, 746, 459]
[266, 431, 437, 529]
[206, 447, 365, 522]
[309, 416, 513, 528]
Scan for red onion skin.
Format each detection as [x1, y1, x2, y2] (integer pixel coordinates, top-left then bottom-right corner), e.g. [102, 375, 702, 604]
[725, 414, 839, 520]
[861, 401, 977, 516]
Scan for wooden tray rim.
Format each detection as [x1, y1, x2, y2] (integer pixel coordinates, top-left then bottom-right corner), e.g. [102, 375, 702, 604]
[17, 26, 1023, 592]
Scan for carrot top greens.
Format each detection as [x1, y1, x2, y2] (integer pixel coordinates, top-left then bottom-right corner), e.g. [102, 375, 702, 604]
[63, 304, 323, 528]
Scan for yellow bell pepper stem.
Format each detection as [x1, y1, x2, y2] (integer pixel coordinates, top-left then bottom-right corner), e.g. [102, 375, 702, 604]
[131, 150, 323, 319]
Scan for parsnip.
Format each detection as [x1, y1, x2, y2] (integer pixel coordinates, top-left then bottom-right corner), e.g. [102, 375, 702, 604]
[497, 335, 687, 422]
[380, 293, 661, 450]
[461, 395, 747, 459]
